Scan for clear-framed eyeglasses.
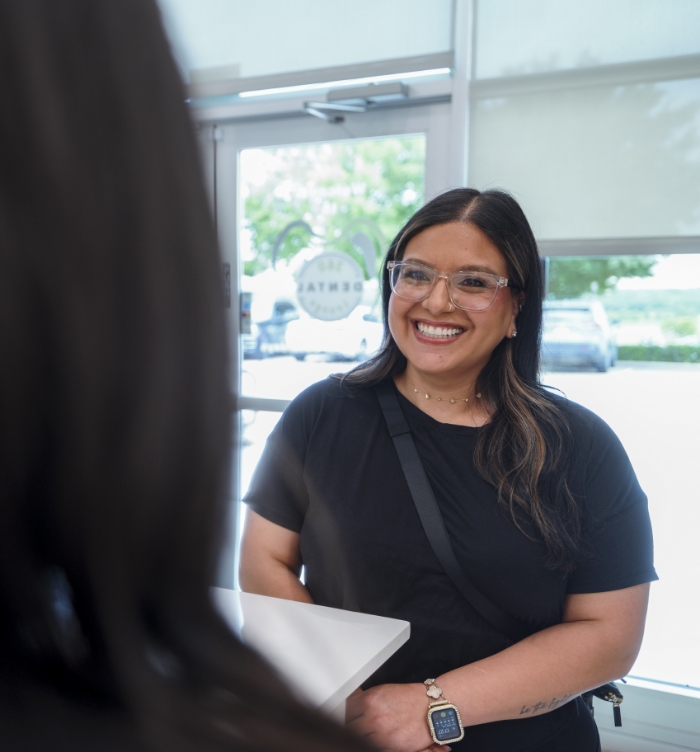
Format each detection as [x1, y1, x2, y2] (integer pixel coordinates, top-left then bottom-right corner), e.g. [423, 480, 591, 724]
[387, 260, 521, 312]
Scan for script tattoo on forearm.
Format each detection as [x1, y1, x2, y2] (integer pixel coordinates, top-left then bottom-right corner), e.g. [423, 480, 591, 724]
[519, 694, 575, 716]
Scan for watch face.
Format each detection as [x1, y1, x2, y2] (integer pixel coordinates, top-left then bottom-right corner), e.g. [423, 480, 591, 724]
[429, 706, 463, 742]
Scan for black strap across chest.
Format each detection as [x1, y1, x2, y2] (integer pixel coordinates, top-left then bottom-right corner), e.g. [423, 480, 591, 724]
[375, 381, 531, 644]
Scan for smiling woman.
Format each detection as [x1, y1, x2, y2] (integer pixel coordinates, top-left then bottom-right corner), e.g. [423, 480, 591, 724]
[240, 188, 657, 752]
[387, 222, 522, 422]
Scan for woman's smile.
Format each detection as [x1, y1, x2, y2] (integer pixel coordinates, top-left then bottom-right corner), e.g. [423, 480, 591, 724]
[413, 319, 466, 341]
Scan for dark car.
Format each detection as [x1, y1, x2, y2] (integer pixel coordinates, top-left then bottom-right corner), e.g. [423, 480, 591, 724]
[541, 300, 617, 372]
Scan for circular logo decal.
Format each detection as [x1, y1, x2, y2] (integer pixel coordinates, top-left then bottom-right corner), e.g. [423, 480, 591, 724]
[296, 251, 364, 321]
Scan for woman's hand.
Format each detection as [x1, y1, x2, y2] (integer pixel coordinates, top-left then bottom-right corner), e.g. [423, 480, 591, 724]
[346, 684, 446, 752]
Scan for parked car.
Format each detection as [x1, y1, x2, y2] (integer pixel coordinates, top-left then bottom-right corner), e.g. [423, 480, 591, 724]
[243, 299, 299, 359]
[285, 305, 384, 362]
[541, 299, 617, 372]
[242, 323, 262, 358]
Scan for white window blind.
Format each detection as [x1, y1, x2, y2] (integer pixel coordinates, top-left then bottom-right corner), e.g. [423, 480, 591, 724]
[475, 0, 700, 79]
[469, 77, 700, 240]
[159, 0, 452, 89]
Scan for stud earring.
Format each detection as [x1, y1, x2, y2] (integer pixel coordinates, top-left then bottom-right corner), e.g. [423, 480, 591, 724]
[512, 330, 517, 338]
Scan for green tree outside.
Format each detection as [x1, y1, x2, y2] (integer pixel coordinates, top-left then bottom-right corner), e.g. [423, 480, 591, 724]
[547, 256, 658, 299]
[242, 137, 426, 278]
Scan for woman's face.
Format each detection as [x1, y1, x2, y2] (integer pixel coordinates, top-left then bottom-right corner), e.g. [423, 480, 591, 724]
[388, 222, 520, 383]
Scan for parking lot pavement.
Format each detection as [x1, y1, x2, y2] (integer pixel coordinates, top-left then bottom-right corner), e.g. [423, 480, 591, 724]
[240, 358, 700, 688]
[242, 355, 358, 402]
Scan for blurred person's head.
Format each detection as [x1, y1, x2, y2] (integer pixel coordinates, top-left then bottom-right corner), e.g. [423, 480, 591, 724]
[0, 2, 367, 750]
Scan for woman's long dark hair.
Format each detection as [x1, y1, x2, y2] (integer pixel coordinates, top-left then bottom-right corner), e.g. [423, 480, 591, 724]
[343, 188, 581, 572]
[0, 2, 367, 751]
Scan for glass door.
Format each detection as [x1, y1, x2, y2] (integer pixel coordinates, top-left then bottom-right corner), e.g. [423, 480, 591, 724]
[213, 103, 451, 586]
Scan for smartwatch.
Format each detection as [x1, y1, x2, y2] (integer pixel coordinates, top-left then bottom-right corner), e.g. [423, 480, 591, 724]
[424, 678, 464, 745]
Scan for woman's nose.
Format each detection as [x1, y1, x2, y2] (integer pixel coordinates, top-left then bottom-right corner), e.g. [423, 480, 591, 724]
[422, 276, 453, 314]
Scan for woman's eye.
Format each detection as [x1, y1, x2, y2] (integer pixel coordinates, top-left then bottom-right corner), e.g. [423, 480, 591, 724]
[403, 267, 431, 282]
[456, 274, 488, 289]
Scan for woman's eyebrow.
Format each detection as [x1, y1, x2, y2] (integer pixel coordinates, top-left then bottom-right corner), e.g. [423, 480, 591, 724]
[401, 258, 502, 275]
[455, 264, 499, 274]
[402, 258, 499, 275]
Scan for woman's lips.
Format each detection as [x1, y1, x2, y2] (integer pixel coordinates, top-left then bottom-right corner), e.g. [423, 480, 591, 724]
[413, 320, 465, 341]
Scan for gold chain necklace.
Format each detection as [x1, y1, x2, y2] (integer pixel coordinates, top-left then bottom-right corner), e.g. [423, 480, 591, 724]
[405, 375, 481, 404]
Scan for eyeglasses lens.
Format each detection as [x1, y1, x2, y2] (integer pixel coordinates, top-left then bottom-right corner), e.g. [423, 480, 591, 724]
[390, 263, 499, 311]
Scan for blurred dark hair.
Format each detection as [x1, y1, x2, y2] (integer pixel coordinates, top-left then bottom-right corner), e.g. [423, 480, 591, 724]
[0, 1, 368, 750]
[343, 188, 581, 572]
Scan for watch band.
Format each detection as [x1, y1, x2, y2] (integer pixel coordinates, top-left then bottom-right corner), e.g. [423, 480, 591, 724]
[424, 679, 464, 745]
[424, 678, 447, 705]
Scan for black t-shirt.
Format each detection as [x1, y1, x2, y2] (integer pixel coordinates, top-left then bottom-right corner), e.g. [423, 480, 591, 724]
[245, 378, 657, 751]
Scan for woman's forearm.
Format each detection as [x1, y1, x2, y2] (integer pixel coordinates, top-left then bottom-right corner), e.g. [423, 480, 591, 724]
[439, 620, 626, 725]
[239, 559, 314, 604]
[347, 623, 610, 752]
[439, 585, 649, 727]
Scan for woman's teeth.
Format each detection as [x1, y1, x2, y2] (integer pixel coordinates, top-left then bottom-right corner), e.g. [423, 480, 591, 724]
[416, 322, 464, 338]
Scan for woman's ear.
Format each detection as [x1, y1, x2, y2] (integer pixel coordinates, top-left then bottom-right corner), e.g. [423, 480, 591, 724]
[510, 292, 523, 324]
[508, 293, 525, 337]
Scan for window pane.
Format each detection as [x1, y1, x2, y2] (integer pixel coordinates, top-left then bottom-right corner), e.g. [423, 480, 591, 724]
[544, 253, 700, 686]
[239, 135, 425, 401]
[470, 77, 700, 239]
[159, 0, 452, 82]
[475, 0, 700, 79]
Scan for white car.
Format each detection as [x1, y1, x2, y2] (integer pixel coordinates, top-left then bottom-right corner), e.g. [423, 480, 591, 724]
[285, 305, 384, 362]
[542, 299, 617, 372]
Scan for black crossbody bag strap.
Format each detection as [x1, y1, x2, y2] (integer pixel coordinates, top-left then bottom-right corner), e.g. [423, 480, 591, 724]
[375, 381, 530, 644]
